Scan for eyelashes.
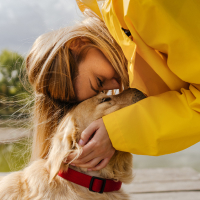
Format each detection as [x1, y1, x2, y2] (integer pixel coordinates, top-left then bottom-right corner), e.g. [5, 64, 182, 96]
[97, 77, 103, 87]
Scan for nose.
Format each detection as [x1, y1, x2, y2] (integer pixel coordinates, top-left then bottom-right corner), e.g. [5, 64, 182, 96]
[103, 78, 120, 90]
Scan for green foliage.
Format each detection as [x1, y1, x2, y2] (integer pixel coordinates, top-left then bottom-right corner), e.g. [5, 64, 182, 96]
[0, 51, 32, 171]
[0, 50, 32, 119]
[0, 49, 27, 96]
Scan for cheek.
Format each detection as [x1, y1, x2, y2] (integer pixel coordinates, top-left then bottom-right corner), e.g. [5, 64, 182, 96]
[98, 60, 116, 79]
[104, 66, 116, 79]
[74, 75, 96, 101]
[74, 79, 84, 101]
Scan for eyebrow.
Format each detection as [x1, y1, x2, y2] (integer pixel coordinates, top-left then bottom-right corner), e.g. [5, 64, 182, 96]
[89, 79, 99, 94]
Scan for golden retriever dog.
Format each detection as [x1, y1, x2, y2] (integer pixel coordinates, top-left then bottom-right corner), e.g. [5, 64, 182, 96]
[0, 88, 145, 200]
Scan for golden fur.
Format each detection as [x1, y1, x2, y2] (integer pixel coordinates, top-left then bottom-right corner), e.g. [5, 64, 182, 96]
[0, 89, 145, 200]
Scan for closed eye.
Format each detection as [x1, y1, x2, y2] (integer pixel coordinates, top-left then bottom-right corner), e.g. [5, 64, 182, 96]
[100, 97, 111, 103]
[97, 77, 103, 87]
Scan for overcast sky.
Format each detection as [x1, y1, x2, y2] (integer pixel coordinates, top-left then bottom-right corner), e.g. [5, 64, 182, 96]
[0, 0, 83, 56]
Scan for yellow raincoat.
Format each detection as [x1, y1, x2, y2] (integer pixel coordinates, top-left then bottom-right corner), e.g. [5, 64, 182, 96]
[76, 0, 200, 156]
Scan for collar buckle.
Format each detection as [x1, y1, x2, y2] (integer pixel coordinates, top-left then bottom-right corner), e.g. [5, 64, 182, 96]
[89, 176, 106, 193]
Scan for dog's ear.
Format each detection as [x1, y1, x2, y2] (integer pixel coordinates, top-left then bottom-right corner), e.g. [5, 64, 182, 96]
[46, 114, 81, 183]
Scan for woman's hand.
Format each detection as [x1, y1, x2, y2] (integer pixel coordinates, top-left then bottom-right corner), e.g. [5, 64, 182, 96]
[66, 118, 115, 171]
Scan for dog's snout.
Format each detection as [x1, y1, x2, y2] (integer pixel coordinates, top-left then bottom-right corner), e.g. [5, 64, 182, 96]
[114, 88, 146, 105]
[131, 89, 146, 104]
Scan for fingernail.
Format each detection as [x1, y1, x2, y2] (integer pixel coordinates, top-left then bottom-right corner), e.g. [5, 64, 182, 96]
[70, 163, 75, 166]
[78, 139, 84, 146]
[87, 169, 92, 171]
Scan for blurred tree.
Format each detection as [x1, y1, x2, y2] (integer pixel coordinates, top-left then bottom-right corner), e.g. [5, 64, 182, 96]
[0, 50, 31, 119]
[0, 50, 26, 96]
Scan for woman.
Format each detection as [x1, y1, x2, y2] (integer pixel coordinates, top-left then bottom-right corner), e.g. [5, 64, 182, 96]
[27, 0, 200, 172]
[26, 12, 128, 161]
[66, 0, 200, 171]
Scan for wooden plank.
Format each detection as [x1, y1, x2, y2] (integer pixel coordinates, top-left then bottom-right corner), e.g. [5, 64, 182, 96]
[123, 181, 200, 193]
[129, 191, 200, 200]
[122, 167, 200, 195]
[132, 167, 200, 182]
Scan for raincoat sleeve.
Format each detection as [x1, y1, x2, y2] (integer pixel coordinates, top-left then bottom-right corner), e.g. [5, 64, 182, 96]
[103, 85, 200, 155]
[102, 0, 200, 155]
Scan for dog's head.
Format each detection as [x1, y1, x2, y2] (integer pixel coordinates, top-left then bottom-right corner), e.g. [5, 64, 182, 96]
[46, 88, 146, 183]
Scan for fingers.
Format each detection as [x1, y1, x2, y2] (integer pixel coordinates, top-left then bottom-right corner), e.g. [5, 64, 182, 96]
[72, 157, 111, 171]
[88, 158, 110, 171]
[73, 157, 103, 169]
[70, 151, 96, 165]
[63, 118, 115, 172]
[78, 121, 99, 146]
[66, 140, 96, 162]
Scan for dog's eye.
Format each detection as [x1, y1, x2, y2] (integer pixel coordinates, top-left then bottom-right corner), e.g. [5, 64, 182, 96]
[100, 97, 111, 103]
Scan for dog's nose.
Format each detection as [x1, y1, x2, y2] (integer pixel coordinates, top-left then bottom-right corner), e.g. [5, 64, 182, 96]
[117, 88, 146, 105]
[131, 89, 146, 104]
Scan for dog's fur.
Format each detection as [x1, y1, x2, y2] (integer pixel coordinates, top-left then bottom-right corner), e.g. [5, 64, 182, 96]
[0, 89, 145, 200]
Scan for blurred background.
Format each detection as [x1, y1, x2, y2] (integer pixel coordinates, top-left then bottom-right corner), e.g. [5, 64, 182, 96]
[0, 0, 199, 173]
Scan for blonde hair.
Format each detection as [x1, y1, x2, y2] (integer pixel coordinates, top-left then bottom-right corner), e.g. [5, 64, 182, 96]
[26, 11, 129, 161]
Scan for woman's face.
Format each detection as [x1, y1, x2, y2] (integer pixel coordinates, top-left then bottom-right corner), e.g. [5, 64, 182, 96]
[74, 48, 120, 101]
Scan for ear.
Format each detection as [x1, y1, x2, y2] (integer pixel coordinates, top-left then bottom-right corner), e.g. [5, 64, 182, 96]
[69, 37, 90, 55]
[46, 115, 81, 183]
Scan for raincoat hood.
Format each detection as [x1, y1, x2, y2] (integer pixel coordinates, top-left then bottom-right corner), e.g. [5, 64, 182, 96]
[76, 0, 189, 97]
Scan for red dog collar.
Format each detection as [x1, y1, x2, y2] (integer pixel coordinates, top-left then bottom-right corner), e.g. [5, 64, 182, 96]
[58, 168, 122, 193]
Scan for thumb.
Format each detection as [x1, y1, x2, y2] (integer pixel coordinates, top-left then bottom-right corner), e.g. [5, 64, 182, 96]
[78, 120, 100, 146]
